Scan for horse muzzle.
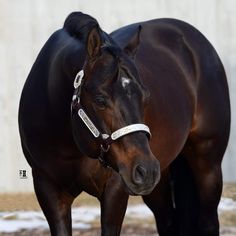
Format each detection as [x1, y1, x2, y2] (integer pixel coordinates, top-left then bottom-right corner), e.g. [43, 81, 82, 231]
[119, 158, 161, 196]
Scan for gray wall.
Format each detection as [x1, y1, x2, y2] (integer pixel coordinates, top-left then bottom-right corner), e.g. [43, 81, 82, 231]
[0, 0, 235, 192]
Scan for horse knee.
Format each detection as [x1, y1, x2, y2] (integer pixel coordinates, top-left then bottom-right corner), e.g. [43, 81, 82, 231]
[158, 221, 177, 236]
[199, 225, 219, 236]
[198, 217, 219, 236]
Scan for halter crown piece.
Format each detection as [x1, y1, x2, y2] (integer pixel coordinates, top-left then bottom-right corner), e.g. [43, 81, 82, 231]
[71, 70, 151, 167]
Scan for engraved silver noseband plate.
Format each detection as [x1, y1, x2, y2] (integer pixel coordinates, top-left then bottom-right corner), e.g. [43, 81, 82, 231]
[111, 124, 151, 140]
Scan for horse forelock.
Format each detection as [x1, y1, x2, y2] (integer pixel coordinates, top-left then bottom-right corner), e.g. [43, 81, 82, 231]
[95, 43, 143, 91]
[63, 12, 99, 43]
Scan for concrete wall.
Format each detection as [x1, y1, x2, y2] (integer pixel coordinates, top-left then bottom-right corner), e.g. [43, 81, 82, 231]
[0, 0, 235, 192]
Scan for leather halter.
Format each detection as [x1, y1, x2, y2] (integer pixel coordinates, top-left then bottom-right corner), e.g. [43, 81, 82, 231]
[71, 70, 151, 167]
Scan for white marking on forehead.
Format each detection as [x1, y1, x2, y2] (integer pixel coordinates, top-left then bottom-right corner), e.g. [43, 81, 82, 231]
[121, 77, 131, 88]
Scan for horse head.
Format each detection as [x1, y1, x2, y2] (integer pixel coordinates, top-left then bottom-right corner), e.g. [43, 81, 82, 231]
[71, 25, 160, 195]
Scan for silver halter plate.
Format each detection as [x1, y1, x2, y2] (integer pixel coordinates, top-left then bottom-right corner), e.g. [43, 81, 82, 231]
[73, 70, 151, 143]
[111, 124, 151, 140]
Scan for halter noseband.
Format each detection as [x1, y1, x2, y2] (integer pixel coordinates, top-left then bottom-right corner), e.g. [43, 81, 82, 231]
[71, 70, 151, 167]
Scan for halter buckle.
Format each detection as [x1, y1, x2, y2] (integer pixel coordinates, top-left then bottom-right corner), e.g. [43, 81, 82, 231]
[101, 144, 110, 153]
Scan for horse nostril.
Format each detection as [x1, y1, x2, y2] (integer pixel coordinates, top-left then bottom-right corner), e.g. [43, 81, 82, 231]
[133, 165, 147, 185]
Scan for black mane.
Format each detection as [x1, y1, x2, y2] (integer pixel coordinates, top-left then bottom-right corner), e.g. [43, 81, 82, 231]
[64, 12, 121, 56]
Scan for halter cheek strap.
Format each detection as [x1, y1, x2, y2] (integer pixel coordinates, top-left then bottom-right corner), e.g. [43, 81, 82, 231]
[71, 70, 151, 167]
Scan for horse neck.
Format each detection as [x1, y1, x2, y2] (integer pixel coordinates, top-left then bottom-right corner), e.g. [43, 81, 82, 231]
[48, 41, 87, 115]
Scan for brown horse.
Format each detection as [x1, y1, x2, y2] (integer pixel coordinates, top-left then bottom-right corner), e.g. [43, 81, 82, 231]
[18, 12, 230, 236]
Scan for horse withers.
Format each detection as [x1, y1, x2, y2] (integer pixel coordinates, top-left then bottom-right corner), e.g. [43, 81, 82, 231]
[18, 12, 230, 236]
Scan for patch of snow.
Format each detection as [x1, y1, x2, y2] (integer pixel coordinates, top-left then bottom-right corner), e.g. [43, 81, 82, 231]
[218, 197, 236, 212]
[0, 208, 98, 233]
[0, 211, 48, 233]
[126, 205, 153, 218]
[72, 222, 91, 230]
[72, 207, 100, 222]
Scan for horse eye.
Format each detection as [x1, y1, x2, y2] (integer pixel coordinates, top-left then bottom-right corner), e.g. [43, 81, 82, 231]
[95, 95, 107, 109]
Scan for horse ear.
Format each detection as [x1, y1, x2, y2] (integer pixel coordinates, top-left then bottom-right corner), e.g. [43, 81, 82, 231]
[87, 26, 102, 59]
[124, 25, 142, 59]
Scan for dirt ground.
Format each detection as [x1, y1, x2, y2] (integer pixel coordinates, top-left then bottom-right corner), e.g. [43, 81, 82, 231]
[0, 226, 158, 236]
[0, 183, 236, 235]
[1, 183, 235, 211]
[0, 224, 236, 236]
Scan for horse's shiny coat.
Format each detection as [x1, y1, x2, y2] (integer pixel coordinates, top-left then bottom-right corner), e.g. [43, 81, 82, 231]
[19, 12, 230, 236]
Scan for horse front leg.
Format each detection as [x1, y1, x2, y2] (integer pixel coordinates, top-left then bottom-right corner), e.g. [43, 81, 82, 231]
[32, 169, 75, 236]
[142, 169, 177, 236]
[100, 172, 129, 236]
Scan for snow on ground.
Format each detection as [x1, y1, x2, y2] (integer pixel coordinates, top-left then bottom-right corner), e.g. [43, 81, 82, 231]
[219, 197, 236, 212]
[0, 198, 235, 233]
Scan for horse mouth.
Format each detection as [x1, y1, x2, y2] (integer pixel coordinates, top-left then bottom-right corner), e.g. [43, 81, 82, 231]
[120, 173, 160, 196]
[126, 185, 155, 196]
[122, 180, 157, 196]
